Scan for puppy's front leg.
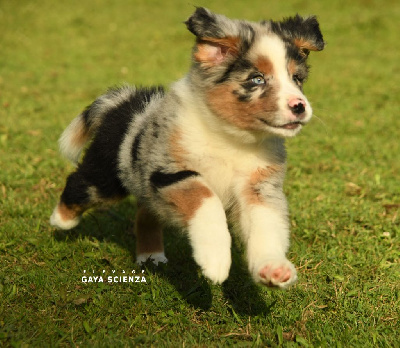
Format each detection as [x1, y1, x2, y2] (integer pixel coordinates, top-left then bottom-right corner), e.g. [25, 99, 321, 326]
[236, 167, 297, 289]
[160, 177, 231, 284]
[244, 204, 297, 289]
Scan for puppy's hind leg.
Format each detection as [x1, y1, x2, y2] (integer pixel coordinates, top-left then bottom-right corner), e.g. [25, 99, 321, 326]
[50, 169, 126, 230]
[135, 204, 168, 265]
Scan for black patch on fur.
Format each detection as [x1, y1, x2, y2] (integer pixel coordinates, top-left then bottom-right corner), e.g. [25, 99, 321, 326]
[269, 15, 325, 51]
[185, 7, 222, 38]
[61, 171, 91, 206]
[152, 120, 160, 138]
[233, 89, 252, 102]
[216, 58, 254, 84]
[81, 107, 92, 131]
[215, 64, 236, 84]
[237, 93, 252, 102]
[150, 170, 200, 189]
[71, 86, 164, 199]
[285, 44, 303, 62]
[132, 129, 144, 162]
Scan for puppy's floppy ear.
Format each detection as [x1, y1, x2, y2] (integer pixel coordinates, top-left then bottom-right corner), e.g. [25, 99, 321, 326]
[185, 7, 240, 67]
[269, 15, 325, 56]
[191, 36, 240, 67]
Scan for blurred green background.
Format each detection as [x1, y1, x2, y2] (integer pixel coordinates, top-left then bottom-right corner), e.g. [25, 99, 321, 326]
[0, 0, 399, 346]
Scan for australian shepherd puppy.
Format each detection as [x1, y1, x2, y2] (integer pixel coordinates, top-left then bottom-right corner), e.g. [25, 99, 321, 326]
[50, 7, 324, 289]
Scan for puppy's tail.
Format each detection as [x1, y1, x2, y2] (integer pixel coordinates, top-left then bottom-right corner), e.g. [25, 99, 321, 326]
[59, 86, 137, 164]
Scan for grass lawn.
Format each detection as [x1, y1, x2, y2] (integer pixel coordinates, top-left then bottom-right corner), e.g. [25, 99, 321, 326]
[1, 0, 399, 346]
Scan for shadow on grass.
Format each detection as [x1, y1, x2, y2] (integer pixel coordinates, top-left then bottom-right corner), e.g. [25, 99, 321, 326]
[142, 230, 214, 311]
[221, 239, 276, 316]
[52, 202, 135, 243]
[53, 203, 275, 316]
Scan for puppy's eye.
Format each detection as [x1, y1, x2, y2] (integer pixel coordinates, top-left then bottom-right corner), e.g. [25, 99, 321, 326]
[292, 75, 303, 84]
[250, 75, 266, 85]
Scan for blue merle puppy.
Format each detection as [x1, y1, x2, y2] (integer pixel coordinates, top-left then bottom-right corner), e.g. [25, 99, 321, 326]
[51, 7, 324, 289]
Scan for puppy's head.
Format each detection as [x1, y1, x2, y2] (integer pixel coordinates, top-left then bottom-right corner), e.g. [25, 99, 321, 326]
[185, 7, 325, 138]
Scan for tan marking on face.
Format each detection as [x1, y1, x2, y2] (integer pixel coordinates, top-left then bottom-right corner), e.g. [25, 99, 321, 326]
[255, 56, 274, 76]
[135, 205, 164, 254]
[243, 165, 284, 205]
[57, 202, 83, 221]
[206, 83, 279, 130]
[195, 36, 240, 67]
[164, 181, 213, 223]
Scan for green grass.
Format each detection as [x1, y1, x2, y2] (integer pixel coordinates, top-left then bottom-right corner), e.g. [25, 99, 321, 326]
[1, 0, 399, 346]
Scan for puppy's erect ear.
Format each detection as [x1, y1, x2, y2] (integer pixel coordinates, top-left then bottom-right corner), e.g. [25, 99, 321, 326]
[270, 15, 325, 56]
[185, 7, 241, 67]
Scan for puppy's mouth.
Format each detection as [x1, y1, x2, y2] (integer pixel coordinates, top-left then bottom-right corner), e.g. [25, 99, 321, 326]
[279, 121, 303, 130]
[258, 118, 304, 130]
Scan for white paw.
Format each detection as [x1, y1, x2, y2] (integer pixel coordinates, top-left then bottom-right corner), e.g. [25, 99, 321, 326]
[193, 246, 231, 284]
[186, 194, 232, 284]
[136, 252, 168, 266]
[50, 205, 80, 230]
[255, 258, 297, 289]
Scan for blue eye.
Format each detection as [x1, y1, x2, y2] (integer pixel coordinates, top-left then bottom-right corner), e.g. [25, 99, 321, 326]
[251, 76, 266, 85]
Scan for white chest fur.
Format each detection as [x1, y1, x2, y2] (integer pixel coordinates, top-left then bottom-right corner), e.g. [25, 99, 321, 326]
[175, 89, 286, 207]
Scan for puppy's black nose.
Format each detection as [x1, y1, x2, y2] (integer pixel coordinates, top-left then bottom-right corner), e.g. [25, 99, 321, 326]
[289, 103, 306, 115]
[288, 98, 306, 115]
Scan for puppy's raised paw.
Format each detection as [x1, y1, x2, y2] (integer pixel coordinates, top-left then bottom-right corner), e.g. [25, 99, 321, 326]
[257, 258, 297, 289]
